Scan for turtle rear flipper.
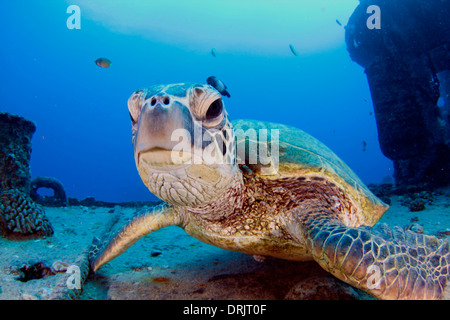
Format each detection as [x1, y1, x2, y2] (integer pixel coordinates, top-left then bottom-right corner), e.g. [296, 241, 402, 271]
[299, 211, 449, 300]
[89, 204, 179, 272]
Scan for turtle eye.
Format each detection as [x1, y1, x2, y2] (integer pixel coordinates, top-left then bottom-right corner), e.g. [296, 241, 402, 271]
[205, 99, 223, 120]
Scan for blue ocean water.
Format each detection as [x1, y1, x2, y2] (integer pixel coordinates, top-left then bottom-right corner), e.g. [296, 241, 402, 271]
[0, 0, 393, 203]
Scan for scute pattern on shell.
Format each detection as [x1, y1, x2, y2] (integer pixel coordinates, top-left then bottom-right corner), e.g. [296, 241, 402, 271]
[232, 119, 388, 226]
[0, 189, 53, 240]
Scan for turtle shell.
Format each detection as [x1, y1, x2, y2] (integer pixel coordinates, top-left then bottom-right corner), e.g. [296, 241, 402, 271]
[232, 119, 388, 227]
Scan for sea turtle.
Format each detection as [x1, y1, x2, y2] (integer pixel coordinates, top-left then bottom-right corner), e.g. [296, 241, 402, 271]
[89, 83, 450, 300]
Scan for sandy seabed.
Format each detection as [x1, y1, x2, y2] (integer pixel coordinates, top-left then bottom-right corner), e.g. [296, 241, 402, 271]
[0, 187, 449, 300]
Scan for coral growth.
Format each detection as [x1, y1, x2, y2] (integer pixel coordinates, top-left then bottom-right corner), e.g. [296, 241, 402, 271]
[0, 112, 54, 240]
[399, 190, 436, 212]
[0, 112, 36, 193]
[408, 199, 426, 212]
[0, 189, 53, 240]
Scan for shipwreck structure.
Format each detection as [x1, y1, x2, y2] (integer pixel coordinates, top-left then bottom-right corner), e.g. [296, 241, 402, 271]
[0, 112, 53, 239]
[345, 0, 450, 188]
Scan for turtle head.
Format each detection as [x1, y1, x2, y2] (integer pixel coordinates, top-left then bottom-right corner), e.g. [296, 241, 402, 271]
[128, 83, 238, 206]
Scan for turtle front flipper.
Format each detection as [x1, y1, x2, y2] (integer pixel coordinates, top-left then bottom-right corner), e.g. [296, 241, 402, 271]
[89, 204, 181, 272]
[297, 210, 450, 300]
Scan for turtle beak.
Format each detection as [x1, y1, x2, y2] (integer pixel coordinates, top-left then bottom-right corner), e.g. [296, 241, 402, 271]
[134, 98, 194, 168]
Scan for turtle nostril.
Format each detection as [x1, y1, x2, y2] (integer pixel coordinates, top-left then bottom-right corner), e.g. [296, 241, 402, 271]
[163, 97, 170, 105]
[150, 98, 157, 106]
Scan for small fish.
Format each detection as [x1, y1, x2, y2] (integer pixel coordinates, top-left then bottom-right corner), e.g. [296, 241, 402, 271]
[207, 76, 230, 97]
[336, 19, 343, 26]
[289, 44, 299, 56]
[211, 48, 217, 57]
[94, 57, 111, 68]
[369, 111, 373, 116]
[362, 141, 367, 152]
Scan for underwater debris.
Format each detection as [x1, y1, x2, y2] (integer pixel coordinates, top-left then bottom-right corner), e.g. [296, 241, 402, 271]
[152, 276, 171, 283]
[30, 176, 67, 207]
[345, 1, 450, 188]
[404, 222, 424, 234]
[49, 248, 91, 300]
[436, 231, 450, 238]
[206, 76, 231, 98]
[289, 44, 299, 56]
[284, 275, 360, 300]
[0, 189, 53, 240]
[362, 141, 367, 152]
[399, 190, 436, 212]
[0, 112, 36, 193]
[17, 262, 55, 282]
[67, 196, 160, 208]
[151, 250, 162, 257]
[408, 199, 426, 212]
[131, 264, 152, 272]
[94, 57, 111, 68]
[0, 112, 53, 240]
